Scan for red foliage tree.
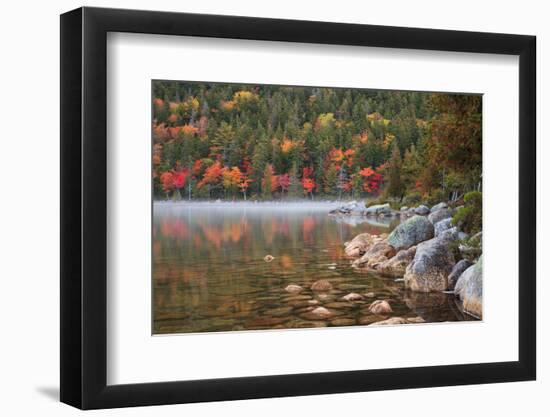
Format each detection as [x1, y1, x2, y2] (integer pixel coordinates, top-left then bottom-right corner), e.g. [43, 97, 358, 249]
[302, 178, 316, 199]
[198, 161, 223, 189]
[160, 171, 175, 195]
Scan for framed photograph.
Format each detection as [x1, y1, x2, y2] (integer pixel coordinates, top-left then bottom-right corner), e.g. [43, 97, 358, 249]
[60, 6, 536, 409]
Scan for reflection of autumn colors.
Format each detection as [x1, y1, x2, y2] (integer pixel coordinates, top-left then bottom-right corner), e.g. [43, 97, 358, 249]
[153, 203, 472, 334]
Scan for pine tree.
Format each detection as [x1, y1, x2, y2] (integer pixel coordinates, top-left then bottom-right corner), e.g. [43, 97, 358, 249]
[288, 163, 301, 198]
[262, 164, 273, 200]
[387, 142, 404, 199]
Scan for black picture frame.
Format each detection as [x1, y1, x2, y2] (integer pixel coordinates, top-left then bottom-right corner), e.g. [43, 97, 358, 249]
[60, 6, 536, 410]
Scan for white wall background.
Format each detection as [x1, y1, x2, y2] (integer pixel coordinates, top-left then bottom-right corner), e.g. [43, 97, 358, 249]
[0, 0, 545, 415]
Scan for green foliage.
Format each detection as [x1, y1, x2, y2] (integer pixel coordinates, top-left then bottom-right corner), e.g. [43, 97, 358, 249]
[402, 191, 422, 206]
[452, 191, 482, 234]
[386, 143, 404, 199]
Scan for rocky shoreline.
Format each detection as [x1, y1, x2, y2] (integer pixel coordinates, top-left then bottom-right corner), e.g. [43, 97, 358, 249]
[338, 200, 483, 319]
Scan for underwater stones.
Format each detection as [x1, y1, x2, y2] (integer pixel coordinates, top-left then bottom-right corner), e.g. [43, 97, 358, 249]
[342, 292, 364, 301]
[284, 284, 304, 294]
[311, 279, 333, 292]
[368, 300, 393, 314]
[330, 318, 356, 326]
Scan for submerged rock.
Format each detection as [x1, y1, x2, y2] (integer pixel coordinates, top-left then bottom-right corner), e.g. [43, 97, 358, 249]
[454, 255, 483, 318]
[428, 208, 453, 225]
[352, 241, 396, 269]
[447, 259, 473, 290]
[369, 317, 409, 326]
[311, 279, 333, 292]
[330, 318, 356, 326]
[387, 215, 434, 251]
[368, 300, 393, 314]
[404, 237, 455, 292]
[342, 292, 364, 301]
[310, 306, 333, 318]
[377, 246, 417, 277]
[358, 314, 387, 325]
[284, 284, 304, 294]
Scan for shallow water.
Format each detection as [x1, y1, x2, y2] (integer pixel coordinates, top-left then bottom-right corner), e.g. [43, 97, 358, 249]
[153, 201, 475, 334]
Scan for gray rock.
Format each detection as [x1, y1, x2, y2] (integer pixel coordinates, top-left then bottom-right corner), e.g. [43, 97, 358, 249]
[365, 203, 392, 216]
[404, 237, 456, 292]
[330, 200, 367, 216]
[377, 246, 417, 277]
[428, 208, 453, 225]
[439, 226, 460, 241]
[414, 205, 430, 215]
[447, 259, 473, 290]
[431, 202, 448, 212]
[454, 255, 483, 318]
[387, 215, 434, 251]
[434, 218, 453, 237]
[400, 206, 408, 212]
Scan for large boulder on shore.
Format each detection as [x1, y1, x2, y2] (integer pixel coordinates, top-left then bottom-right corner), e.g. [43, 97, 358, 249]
[352, 241, 396, 269]
[430, 202, 448, 212]
[404, 237, 456, 292]
[377, 246, 417, 277]
[454, 256, 483, 318]
[387, 215, 434, 251]
[428, 208, 453, 225]
[365, 203, 392, 216]
[414, 205, 430, 215]
[447, 259, 473, 290]
[434, 218, 453, 237]
[329, 201, 366, 216]
[344, 233, 386, 257]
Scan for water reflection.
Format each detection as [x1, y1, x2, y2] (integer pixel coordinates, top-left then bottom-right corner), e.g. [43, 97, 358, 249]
[153, 202, 473, 334]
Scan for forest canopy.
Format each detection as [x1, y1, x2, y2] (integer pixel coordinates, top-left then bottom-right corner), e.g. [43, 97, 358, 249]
[152, 81, 481, 203]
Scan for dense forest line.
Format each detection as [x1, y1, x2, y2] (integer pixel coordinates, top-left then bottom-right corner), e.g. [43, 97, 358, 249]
[152, 81, 482, 205]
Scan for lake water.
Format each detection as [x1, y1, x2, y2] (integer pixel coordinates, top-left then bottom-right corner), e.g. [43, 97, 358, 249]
[153, 201, 475, 334]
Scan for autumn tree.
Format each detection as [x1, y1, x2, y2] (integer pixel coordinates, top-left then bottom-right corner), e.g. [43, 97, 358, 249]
[198, 161, 224, 197]
[222, 166, 242, 198]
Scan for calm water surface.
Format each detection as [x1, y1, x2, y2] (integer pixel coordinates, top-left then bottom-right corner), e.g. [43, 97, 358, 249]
[153, 202, 473, 334]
